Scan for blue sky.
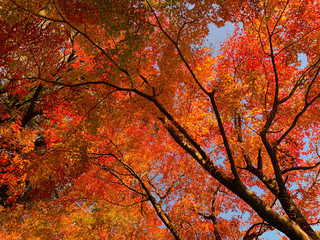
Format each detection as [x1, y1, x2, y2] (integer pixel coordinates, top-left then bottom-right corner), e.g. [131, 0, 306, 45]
[207, 23, 236, 56]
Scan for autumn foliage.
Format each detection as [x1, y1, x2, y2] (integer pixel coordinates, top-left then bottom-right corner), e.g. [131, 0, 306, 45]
[1, 0, 320, 239]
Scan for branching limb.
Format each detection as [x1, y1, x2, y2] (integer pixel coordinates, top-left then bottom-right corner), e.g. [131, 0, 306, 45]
[278, 57, 320, 105]
[282, 161, 320, 175]
[104, 198, 149, 208]
[198, 184, 222, 240]
[158, 116, 234, 189]
[277, 92, 320, 146]
[209, 93, 241, 182]
[145, 0, 210, 95]
[243, 222, 272, 240]
[91, 146, 184, 240]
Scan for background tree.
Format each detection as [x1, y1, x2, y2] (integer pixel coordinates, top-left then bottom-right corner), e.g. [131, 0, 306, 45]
[0, 0, 320, 239]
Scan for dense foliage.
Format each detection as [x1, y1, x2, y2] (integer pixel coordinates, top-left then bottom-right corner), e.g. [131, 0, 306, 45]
[1, 0, 320, 239]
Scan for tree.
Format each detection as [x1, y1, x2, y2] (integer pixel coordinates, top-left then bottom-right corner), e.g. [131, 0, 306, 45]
[1, 0, 320, 239]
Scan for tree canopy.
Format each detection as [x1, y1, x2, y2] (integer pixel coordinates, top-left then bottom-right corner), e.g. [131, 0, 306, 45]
[1, 0, 320, 239]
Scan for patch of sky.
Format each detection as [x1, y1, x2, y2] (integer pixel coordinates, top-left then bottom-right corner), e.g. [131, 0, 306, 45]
[205, 22, 240, 56]
[298, 53, 308, 69]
